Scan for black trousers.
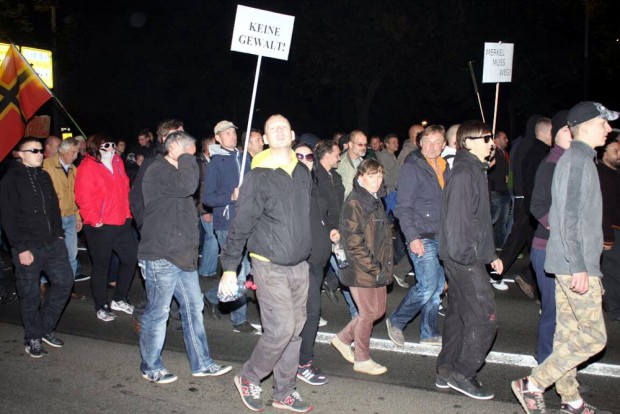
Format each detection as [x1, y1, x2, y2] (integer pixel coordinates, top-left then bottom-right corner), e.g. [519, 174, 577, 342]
[12, 239, 73, 342]
[437, 259, 498, 379]
[602, 229, 620, 320]
[83, 219, 137, 310]
[499, 198, 535, 285]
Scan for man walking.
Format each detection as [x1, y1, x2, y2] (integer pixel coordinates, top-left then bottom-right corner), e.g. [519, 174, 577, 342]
[222, 114, 314, 412]
[138, 131, 231, 383]
[337, 130, 367, 197]
[386, 125, 449, 347]
[1, 138, 73, 357]
[512, 101, 617, 414]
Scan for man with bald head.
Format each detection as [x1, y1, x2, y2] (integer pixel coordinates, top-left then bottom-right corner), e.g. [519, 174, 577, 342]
[44, 135, 61, 159]
[398, 124, 425, 166]
[221, 115, 314, 413]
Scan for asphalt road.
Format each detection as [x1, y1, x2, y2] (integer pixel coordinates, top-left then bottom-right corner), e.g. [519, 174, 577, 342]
[0, 251, 618, 413]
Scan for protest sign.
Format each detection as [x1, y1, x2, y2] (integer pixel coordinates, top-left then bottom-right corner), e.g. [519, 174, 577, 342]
[482, 42, 514, 83]
[231, 5, 295, 61]
[25, 115, 51, 138]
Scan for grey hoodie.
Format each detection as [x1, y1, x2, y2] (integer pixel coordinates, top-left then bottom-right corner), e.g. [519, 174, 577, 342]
[544, 140, 603, 277]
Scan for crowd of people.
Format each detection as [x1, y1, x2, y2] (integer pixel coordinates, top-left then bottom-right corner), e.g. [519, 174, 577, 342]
[0, 102, 618, 413]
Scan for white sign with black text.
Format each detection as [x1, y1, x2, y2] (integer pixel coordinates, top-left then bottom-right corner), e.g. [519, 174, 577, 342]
[482, 42, 514, 83]
[230, 5, 295, 61]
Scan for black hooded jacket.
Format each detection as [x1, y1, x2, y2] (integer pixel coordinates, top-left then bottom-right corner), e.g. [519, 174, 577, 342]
[0, 162, 64, 254]
[511, 115, 542, 197]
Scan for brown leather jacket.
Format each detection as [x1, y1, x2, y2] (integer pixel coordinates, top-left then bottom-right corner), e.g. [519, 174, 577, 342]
[339, 179, 393, 288]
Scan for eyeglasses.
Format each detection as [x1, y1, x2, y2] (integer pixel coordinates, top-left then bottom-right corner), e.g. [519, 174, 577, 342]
[353, 142, 367, 147]
[295, 153, 314, 162]
[467, 134, 493, 143]
[21, 148, 44, 154]
[100, 142, 117, 149]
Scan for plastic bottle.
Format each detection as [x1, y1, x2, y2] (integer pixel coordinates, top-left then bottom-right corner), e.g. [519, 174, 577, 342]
[332, 241, 349, 269]
[217, 280, 257, 302]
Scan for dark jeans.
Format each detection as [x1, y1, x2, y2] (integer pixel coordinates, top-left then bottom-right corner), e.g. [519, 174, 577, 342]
[602, 229, 620, 320]
[499, 198, 535, 285]
[531, 247, 555, 363]
[241, 259, 309, 401]
[299, 259, 326, 365]
[437, 259, 498, 379]
[490, 191, 511, 249]
[83, 219, 137, 310]
[12, 239, 73, 342]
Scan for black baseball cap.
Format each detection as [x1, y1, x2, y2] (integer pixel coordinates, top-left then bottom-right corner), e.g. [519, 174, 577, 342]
[567, 101, 618, 127]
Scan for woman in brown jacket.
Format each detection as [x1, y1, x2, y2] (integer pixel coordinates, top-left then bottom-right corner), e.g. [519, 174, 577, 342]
[331, 158, 393, 375]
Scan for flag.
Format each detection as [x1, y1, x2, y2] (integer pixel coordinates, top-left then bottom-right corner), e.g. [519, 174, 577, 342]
[0, 44, 52, 161]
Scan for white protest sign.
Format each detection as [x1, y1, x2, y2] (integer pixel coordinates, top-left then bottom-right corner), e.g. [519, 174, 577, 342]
[482, 42, 514, 83]
[231, 5, 295, 61]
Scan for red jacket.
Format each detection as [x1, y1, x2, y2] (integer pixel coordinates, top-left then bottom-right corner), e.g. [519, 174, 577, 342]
[75, 154, 132, 226]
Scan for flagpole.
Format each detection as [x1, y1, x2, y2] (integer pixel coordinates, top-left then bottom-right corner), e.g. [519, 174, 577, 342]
[10, 43, 88, 138]
[468, 61, 486, 123]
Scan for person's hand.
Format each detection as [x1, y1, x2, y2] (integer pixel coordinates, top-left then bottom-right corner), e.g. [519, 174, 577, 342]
[19, 250, 34, 266]
[218, 272, 238, 297]
[490, 258, 503, 275]
[202, 213, 212, 223]
[330, 230, 340, 243]
[603, 244, 612, 251]
[571, 272, 589, 294]
[231, 187, 240, 201]
[76, 220, 83, 232]
[409, 239, 424, 256]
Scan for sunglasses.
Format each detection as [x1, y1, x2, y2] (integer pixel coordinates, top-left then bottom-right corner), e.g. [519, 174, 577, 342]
[21, 148, 44, 154]
[467, 134, 493, 143]
[295, 153, 314, 162]
[100, 142, 117, 149]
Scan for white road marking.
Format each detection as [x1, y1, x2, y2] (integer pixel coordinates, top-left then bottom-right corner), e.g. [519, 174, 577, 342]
[312, 332, 620, 379]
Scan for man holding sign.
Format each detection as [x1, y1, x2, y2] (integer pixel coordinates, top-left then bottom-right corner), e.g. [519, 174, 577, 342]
[221, 115, 314, 413]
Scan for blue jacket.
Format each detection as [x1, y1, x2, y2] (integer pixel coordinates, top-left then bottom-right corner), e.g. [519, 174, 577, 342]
[395, 150, 449, 242]
[203, 145, 251, 231]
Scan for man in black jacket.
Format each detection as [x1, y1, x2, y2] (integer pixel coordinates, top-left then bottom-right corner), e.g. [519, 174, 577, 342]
[0, 138, 73, 358]
[436, 121, 503, 400]
[222, 114, 314, 413]
[138, 131, 231, 384]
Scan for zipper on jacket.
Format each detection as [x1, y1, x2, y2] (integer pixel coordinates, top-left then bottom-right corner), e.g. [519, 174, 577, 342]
[37, 179, 52, 236]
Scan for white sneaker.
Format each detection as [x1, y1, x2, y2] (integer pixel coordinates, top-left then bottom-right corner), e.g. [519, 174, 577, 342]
[319, 317, 327, 327]
[111, 300, 134, 315]
[490, 278, 509, 291]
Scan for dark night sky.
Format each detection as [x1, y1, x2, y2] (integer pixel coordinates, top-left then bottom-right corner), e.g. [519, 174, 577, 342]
[5, 0, 619, 145]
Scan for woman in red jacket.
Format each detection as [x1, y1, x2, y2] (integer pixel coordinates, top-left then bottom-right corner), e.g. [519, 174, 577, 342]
[75, 134, 137, 322]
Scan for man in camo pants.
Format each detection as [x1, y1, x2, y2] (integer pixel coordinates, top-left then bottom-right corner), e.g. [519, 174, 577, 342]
[512, 101, 618, 414]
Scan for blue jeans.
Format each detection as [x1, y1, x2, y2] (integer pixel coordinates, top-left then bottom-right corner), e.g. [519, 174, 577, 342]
[205, 229, 250, 326]
[198, 215, 218, 277]
[329, 255, 358, 318]
[390, 239, 444, 339]
[139, 259, 215, 375]
[531, 247, 555, 363]
[490, 191, 511, 249]
[61, 215, 79, 278]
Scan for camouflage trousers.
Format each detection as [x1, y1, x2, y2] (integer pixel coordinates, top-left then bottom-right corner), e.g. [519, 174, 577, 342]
[531, 275, 607, 402]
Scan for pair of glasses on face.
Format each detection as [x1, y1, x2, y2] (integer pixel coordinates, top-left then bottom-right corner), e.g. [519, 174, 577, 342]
[100, 142, 117, 150]
[296, 153, 314, 162]
[467, 134, 493, 143]
[21, 148, 44, 154]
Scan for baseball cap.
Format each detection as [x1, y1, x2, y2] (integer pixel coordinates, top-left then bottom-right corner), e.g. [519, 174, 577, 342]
[214, 120, 237, 135]
[567, 102, 619, 127]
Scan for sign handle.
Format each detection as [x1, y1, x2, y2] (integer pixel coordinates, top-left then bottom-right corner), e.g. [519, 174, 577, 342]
[492, 82, 500, 136]
[468, 61, 486, 123]
[239, 55, 262, 187]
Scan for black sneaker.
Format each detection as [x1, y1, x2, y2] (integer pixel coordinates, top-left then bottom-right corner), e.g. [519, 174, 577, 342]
[233, 321, 261, 334]
[447, 372, 494, 400]
[192, 363, 233, 377]
[322, 281, 339, 305]
[234, 374, 265, 412]
[0, 290, 17, 305]
[271, 390, 314, 412]
[435, 374, 449, 389]
[42, 332, 64, 348]
[297, 361, 328, 386]
[142, 369, 178, 384]
[25, 339, 48, 358]
[560, 401, 611, 414]
[511, 377, 547, 413]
